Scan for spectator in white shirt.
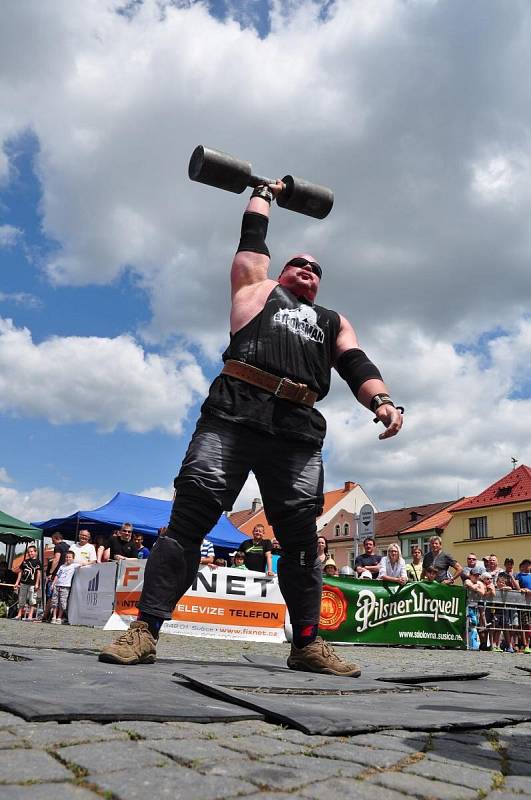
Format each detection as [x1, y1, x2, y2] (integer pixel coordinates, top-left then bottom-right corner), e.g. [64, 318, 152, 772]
[69, 530, 97, 565]
[378, 543, 407, 585]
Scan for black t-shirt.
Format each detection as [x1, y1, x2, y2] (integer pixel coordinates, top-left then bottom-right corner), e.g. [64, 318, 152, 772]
[20, 558, 41, 585]
[204, 285, 341, 446]
[49, 541, 70, 578]
[423, 551, 456, 582]
[109, 538, 137, 559]
[240, 539, 273, 573]
[354, 553, 381, 579]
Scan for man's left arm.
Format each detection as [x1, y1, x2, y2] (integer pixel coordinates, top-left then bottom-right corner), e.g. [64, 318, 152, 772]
[443, 559, 463, 584]
[334, 315, 403, 440]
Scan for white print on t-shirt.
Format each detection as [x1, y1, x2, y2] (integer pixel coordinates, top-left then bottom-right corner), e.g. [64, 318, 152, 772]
[273, 305, 324, 344]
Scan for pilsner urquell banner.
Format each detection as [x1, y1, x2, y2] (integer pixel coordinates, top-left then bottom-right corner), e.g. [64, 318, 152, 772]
[319, 578, 466, 648]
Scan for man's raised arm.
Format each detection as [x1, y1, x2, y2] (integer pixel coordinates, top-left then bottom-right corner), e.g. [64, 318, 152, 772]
[231, 180, 284, 296]
[334, 315, 403, 440]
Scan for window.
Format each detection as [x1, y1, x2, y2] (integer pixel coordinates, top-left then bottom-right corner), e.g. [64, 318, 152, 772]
[513, 510, 531, 535]
[334, 524, 341, 537]
[469, 516, 488, 540]
[349, 552, 356, 570]
[343, 523, 350, 537]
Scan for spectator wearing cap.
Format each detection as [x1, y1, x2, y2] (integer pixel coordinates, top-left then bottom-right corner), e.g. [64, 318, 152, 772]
[378, 543, 407, 585]
[422, 535, 463, 584]
[323, 559, 338, 577]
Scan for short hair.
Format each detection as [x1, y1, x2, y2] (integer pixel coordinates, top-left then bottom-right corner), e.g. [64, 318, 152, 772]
[66, 551, 76, 558]
[121, 522, 133, 532]
[234, 551, 245, 559]
[425, 564, 437, 573]
[363, 536, 375, 546]
[52, 532, 63, 540]
[27, 545, 37, 552]
[429, 536, 442, 545]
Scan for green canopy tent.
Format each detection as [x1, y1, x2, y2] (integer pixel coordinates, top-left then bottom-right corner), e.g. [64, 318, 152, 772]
[0, 510, 44, 613]
[0, 509, 43, 546]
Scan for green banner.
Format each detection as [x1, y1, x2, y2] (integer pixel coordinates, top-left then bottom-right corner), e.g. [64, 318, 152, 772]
[319, 578, 466, 648]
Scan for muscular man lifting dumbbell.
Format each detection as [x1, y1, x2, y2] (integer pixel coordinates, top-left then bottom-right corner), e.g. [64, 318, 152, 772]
[99, 177, 403, 675]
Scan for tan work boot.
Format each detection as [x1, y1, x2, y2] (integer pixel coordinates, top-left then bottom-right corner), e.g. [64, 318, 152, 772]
[287, 636, 361, 677]
[98, 621, 157, 665]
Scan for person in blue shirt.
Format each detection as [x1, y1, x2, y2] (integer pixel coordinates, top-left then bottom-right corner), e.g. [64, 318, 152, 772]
[134, 533, 150, 560]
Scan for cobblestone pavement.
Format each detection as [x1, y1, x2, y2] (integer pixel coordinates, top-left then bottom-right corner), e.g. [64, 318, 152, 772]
[1, 619, 530, 800]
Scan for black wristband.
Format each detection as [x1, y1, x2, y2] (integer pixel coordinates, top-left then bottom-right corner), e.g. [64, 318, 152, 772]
[236, 211, 270, 257]
[336, 348, 383, 398]
[251, 185, 273, 204]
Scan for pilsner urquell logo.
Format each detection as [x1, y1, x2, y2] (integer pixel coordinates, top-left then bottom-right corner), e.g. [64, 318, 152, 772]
[354, 587, 460, 634]
[320, 585, 348, 631]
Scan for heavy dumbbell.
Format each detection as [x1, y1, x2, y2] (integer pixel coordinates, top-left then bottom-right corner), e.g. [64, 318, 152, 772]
[188, 145, 334, 220]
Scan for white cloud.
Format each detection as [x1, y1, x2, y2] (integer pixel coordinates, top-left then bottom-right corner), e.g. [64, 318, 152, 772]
[1, 1, 531, 509]
[0, 317, 208, 433]
[322, 319, 531, 508]
[0, 224, 21, 247]
[0, 484, 103, 526]
[0, 292, 41, 308]
[0, 467, 13, 484]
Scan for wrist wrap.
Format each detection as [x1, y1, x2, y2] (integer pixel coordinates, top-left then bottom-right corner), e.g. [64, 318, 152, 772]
[237, 211, 270, 257]
[336, 348, 383, 398]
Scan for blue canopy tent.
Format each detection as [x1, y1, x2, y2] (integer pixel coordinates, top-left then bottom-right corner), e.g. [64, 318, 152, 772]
[33, 491, 247, 551]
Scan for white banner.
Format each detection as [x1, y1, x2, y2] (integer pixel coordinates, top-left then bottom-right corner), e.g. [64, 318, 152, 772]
[110, 562, 287, 642]
[68, 562, 117, 627]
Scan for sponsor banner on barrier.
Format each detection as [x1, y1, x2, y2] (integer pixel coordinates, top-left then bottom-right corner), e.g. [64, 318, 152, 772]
[113, 561, 287, 642]
[319, 577, 467, 648]
[68, 562, 118, 627]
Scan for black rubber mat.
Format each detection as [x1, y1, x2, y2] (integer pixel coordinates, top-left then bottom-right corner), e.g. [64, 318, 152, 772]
[0, 648, 263, 723]
[515, 664, 531, 674]
[242, 653, 490, 685]
[177, 668, 531, 735]
[172, 659, 418, 694]
[377, 671, 490, 684]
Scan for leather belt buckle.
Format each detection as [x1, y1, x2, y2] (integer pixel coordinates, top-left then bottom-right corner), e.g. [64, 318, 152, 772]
[275, 377, 308, 403]
[274, 377, 288, 397]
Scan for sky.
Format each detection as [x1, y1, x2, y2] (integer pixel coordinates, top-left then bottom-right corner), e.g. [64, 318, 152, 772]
[1, 0, 531, 525]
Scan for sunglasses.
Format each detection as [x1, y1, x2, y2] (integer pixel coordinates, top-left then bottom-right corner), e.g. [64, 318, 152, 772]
[284, 257, 322, 280]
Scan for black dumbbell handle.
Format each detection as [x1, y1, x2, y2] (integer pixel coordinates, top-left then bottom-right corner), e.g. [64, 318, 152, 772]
[248, 173, 276, 188]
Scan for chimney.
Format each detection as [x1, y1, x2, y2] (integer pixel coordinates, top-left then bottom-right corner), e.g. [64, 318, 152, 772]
[344, 481, 355, 492]
[251, 497, 263, 513]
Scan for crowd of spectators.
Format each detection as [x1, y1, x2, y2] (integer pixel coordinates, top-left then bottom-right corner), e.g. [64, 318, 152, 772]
[5, 526, 530, 653]
[7, 522, 153, 622]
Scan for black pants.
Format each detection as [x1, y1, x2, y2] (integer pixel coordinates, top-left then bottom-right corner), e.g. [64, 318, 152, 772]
[138, 413, 324, 628]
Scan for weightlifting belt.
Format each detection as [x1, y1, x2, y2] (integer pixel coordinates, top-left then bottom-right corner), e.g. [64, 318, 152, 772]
[221, 360, 317, 408]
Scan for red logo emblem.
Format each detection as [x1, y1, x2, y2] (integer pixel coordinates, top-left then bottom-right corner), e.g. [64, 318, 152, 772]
[320, 584, 348, 631]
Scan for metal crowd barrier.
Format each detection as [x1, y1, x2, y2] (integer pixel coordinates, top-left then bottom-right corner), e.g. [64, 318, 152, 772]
[466, 588, 531, 649]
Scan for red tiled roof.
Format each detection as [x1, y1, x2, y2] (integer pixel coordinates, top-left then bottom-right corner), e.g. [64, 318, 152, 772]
[451, 465, 531, 512]
[233, 481, 359, 540]
[375, 502, 454, 539]
[400, 498, 472, 535]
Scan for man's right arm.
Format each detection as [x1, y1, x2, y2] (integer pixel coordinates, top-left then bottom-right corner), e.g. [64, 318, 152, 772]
[230, 181, 284, 296]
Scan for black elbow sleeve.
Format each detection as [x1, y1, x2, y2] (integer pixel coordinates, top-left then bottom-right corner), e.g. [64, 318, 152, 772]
[336, 348, 382, 398]
[237, 211, 270, 257]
